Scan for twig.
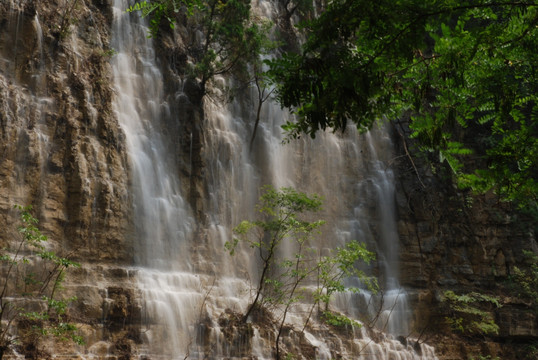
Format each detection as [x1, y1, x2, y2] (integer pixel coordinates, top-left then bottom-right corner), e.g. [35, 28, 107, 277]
[249, 78, 274, 152]
[183, 275, 217, 360]
[392, 119, 426, 189]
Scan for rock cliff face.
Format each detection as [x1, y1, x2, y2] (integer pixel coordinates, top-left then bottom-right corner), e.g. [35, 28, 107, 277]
[0, 0, 535, 359]
[391, 120, 537, 359]
[0, 0, 141, 356]
[0, 0, 132, 262]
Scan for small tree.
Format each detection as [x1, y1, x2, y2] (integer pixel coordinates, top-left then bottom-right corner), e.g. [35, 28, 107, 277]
[227, 186, 324, 320]
[226, 186, 376, 359]
[310, 240, 377, 329]
[0, 206, 82, 359]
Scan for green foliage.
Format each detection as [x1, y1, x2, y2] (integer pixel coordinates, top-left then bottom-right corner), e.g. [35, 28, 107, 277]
[127, 0, 268, 96]
[227, 186, 325, 316]
[469, 356, 499, 360]
[521, 342, 538, 360]
[126, 0, 187, 38]
[314, 240, 377, 314]
[100, 48, 118, 58]
[267, 0, 538, 209]
[0, 206, 82, 357]
[512, 250, 538, 309]
[442, 290, 501, 336]
[321, 310, 361, 328]
[57, 0, 81, 39]
[227, 186, 375, 358]
[228, 186, 327, 359]
[508, 252, 537, 359]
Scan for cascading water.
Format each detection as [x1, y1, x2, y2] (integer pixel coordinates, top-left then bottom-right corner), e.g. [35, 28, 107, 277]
[110, 1, 200, 357]
[110, 0, 437, 358]
[111, 0, 193, 269]
[364, 129, 412, 337]
[332, 128, 412, 337]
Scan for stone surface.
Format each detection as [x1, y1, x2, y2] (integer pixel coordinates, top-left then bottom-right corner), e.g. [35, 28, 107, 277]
[392, 119, 537, 359]
[0, 0, 132, 264]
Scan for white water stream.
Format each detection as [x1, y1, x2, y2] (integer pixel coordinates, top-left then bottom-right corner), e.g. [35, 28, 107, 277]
[110, 0, 437, 358]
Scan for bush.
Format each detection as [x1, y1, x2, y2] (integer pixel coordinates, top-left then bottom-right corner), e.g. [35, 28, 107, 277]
[0, 206, 82, 359]
[443, 290, 501, 336]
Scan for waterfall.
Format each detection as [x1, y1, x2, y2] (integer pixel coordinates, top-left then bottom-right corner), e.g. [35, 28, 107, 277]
[347, 129, 411, 337]
[110, 0, 437, 358]
[110, 1, 198, 357]
[111, 0, 193, 270]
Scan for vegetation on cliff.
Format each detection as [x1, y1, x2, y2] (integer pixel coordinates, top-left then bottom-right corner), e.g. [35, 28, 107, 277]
[226, 186, 376, 359]
[0, 206, 82, 359]
[442, 290, 501, 336]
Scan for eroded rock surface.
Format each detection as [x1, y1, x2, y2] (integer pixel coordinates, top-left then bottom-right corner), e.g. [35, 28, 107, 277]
[0, 0, 136, 357]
